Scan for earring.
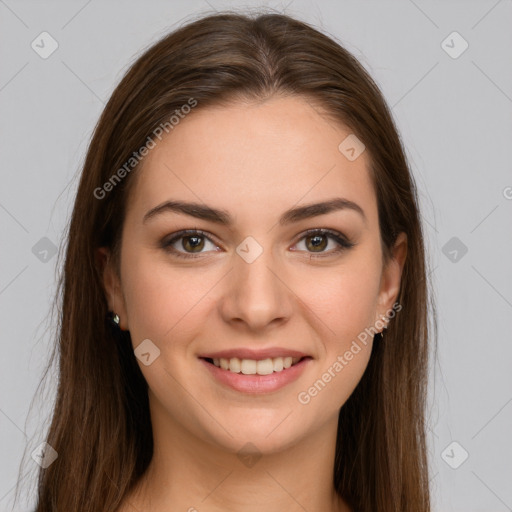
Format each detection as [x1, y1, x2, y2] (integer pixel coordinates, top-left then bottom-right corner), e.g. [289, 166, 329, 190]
[379, 315, 388, 339]
[107, 310, 120, 328]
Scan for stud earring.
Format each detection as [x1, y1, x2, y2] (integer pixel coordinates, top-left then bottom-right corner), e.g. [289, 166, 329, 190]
[379, 315, 388, 339]
[107, 310, 120, 328]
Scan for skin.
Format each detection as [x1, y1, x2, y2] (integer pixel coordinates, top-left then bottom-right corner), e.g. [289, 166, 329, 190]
[98, 94, 407, 512]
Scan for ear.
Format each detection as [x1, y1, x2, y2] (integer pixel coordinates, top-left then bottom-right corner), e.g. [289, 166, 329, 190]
[96, 247, 129, 331]
[375, 232, 407, 328]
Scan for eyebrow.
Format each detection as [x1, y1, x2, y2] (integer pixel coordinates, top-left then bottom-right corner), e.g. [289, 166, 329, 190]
[142, 197, 367, 226]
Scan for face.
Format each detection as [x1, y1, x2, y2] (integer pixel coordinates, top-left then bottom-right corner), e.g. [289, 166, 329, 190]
[99, 94, 406, 455]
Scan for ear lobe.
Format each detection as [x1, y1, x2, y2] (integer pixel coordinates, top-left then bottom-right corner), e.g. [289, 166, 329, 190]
[96, 247, 129, 330]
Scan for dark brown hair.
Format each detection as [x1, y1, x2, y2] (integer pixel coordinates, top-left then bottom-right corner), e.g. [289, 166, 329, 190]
[25, 9, 435, 512]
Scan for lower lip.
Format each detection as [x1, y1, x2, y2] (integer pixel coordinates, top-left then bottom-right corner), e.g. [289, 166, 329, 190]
[200, 357, 312, 394]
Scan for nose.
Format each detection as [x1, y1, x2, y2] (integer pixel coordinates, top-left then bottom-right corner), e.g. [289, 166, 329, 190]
[219, 244, 293, 332]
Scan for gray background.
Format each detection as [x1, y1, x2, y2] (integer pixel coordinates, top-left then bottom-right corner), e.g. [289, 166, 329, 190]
[1, 0, 511, 511]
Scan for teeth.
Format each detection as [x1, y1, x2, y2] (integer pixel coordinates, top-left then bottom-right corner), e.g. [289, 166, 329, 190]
[273, 357, 283, 372]
[229, 357, 241, 373]
[240, 359, 256, 375]
[211, 356, 302, 375]
[256, 358, 274, 375]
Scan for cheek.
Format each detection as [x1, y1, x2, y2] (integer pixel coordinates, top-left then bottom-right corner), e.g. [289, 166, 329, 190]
[121, 248, 214, 346]
[292, 256, 380, 408]
[295, 271, 377, 415]
[304, 345, 372, 418]
[300, 259, 382, 343]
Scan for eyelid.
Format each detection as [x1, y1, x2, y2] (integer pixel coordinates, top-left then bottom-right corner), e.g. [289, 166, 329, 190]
[161, 228, 355, 259]
[293, 228, 354, 248]
[161, 229, 220, 259]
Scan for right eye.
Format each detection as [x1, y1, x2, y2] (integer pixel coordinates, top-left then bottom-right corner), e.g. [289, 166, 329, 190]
[161, 229, 221, 259]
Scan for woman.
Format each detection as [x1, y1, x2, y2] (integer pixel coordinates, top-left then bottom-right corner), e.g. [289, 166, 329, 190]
[31, 10, 435, 512]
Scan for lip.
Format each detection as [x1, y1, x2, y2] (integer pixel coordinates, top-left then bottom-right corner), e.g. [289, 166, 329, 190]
[198, 347, 310, 360]
[199, 356, 312, 394]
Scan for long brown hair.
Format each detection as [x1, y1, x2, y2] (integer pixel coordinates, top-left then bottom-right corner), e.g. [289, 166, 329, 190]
[25, 9, 435, 511]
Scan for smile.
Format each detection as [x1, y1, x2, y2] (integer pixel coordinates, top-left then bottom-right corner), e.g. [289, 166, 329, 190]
[200, 356, 312, 394]
[205, 356, 303, 375]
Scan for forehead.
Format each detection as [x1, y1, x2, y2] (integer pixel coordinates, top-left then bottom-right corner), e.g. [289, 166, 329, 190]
[126, 95, 378, 229]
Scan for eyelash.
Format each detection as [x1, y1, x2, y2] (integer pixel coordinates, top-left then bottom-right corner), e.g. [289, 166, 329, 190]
[161, 228, 355, 260]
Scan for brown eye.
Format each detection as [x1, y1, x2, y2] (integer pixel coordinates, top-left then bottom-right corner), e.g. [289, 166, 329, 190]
[305, 233, 328, 252]
[162, 230, 219, 258]
[293, 229, 355, 258]
[181, 234, 205, 253]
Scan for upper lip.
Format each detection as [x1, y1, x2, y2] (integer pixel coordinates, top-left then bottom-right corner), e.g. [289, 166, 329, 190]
[199, 348, 311, 360]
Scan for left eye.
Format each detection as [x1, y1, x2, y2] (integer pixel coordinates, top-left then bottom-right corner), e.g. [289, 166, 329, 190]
[292, 229, 353, 255]
[161, 229, 354, 259]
